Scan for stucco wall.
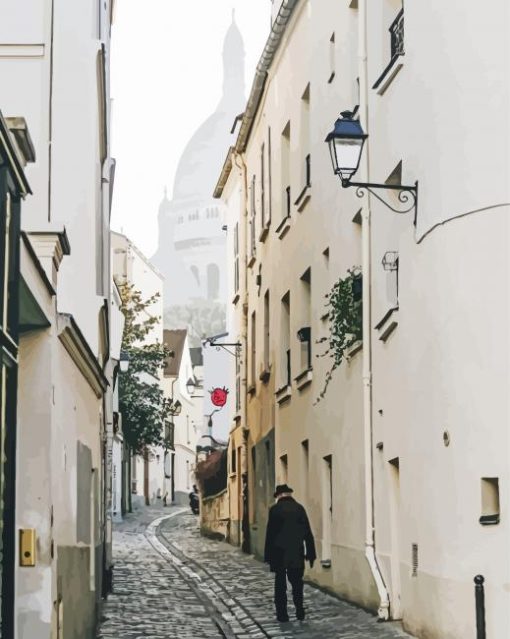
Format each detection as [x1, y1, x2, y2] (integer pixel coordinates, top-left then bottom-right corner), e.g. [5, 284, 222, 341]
[200, 490, 230, 541]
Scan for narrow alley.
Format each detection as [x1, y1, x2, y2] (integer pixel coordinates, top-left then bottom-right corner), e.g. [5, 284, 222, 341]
[97, 507, 412, 639]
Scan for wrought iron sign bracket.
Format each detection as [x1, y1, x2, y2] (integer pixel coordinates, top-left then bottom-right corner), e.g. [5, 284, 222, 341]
[341, 178, 418, 223]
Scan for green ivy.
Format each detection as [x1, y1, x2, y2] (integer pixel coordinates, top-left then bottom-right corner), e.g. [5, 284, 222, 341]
[315, 267, 362, 403]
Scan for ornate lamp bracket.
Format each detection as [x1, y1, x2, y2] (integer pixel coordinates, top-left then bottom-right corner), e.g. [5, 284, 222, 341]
[342, 179, 418, 222]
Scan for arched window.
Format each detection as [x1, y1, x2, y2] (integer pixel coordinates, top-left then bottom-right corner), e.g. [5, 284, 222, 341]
[207, 264, 220, 300]
[190, 265, 200, 287]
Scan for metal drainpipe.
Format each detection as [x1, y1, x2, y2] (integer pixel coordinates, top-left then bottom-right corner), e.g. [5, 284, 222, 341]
[359, 0, 390, 621]
[234, 151, 250, 553]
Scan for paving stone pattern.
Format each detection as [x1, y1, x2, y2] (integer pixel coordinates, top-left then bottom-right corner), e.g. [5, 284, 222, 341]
[97, 504, 414, 639]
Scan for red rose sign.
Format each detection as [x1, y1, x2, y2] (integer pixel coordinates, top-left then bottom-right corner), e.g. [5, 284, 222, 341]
[210, 387, 229, 408]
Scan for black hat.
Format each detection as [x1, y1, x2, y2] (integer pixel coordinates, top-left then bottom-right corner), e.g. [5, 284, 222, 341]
[274, 484, 294, 498]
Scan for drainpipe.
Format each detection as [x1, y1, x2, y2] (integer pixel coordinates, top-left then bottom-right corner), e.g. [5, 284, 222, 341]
[234, 151, 250, 553]
[359, 0, 390, 621]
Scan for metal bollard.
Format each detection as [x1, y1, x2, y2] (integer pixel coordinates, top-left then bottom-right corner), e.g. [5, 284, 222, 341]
[474, 575, 486, 639]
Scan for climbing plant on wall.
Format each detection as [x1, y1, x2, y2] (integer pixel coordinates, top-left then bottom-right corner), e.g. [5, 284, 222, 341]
[315, 267, 363, 404]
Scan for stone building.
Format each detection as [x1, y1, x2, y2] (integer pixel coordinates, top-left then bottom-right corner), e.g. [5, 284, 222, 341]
[215, 1, 510, 637]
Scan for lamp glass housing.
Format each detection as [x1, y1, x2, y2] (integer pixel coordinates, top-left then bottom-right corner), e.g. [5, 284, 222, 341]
[172, 400, 182, 416]
[325, 111, 367, 182]
[186, 378, 196, 395]
[119, 352, 130, 373]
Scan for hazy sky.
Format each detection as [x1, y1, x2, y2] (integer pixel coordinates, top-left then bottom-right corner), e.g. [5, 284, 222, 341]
[110, 1, 270, 257]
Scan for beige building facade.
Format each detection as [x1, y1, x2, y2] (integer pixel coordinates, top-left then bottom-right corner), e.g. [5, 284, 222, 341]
[216, 1, 510, 637]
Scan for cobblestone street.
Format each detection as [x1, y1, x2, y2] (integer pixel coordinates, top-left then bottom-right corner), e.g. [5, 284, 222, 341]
[97, 506, 413, 639]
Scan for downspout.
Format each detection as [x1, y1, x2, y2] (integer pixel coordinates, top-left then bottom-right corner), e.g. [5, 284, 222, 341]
[234, 151, 250, 553]
[359, 0, 390, 621]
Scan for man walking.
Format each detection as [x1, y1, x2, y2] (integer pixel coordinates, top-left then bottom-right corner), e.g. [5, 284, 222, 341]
[264, 484, 316, 622]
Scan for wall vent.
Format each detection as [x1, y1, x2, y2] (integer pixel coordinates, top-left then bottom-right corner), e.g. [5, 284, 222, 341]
[411, 543, 418, 577]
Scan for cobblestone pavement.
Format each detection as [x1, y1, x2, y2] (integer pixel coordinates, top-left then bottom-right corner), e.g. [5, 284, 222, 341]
[97, 505, 414, 639]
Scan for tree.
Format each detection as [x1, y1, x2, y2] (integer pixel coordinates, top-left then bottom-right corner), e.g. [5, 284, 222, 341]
[164, 299, 226, 347]
[118, 284, 173, 453]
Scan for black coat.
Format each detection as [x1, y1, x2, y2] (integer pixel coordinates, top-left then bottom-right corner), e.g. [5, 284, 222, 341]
[264, 497, 316, 570]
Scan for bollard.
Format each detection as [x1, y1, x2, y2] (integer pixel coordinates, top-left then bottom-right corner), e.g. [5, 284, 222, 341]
[474, 575, 486, 639]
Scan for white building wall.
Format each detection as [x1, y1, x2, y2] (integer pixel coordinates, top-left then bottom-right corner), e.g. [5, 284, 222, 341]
[111, 232, 166, 507]
[2, 1, 115, 636]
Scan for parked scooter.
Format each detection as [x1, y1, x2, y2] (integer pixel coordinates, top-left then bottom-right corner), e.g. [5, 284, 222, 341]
[189, 485, 200, 515]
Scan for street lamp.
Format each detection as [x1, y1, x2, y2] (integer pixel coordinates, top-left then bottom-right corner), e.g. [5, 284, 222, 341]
[119, 351, 130, 373]
[170, 399, 182, 416]
[186, 377, 196, 396]
[325, 110, 418, 218]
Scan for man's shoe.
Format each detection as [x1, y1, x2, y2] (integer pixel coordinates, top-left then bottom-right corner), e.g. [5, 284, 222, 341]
[277, 613, 290, 622]
[296, 608, 305, 621]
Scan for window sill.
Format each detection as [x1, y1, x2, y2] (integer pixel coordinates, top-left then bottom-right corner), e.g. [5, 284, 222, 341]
[345, 340, 363, 360]
[232, 292, 240, 305]
[479, 514, 500, 526]
[259, 223, 270, 243]
[294, 184, 311, 212]
[275, 215, 291, 240]
[275, 384, 292, 405]
[320, 559, 332, 569]
[372, 54, 404, 95]
[375, 306, 399, 342]
[259, 368, 271, 384]
[295, 368, 313, 391]
[247, 255, 256, 269]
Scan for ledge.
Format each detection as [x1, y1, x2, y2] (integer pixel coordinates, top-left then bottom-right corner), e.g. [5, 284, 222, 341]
[373, 54, 404, 95]
[275, 384, 292, 405]
[376, 307, 399, 342]
[294, 184, 311, 212]
[275, 215, 291, 240]
[57, 313, 108, 398]
[259, 223, 270, 243]
[295, 368, 313, 391]
[259, 368, 271, 384]
[479, 514, 500, 526]
[345, 340, 363, 361]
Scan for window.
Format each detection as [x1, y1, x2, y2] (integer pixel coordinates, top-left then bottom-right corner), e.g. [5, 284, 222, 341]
[328, 33, 336, 83]
[321, 455, 333, 564]
[281, 121, 291, 221]
[231, 446, 237, 474]
[299, 269, 312, 371]
[263, 290, 270, 372]
[250, 174, 256, 259]
[260, 143, 266, 228]
[280, 454, 288, 484]
[301, 440, 309, 503]
[300, 85, 311, 190]
[267, 127, 272, 224]
[207, 264, 220, 300]
[250, 311, 256, 387]
[373, 1, 404, 91]
[480, 478, 500, 525]
[233, 222, 240, 296]
[281, 292, 291, 387]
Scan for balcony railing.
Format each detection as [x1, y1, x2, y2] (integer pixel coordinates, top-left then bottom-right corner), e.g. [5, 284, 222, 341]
[390, 9, 404, 58]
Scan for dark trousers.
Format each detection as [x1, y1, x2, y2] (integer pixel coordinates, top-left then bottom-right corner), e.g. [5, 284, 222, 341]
[274, 566, 304, 615]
